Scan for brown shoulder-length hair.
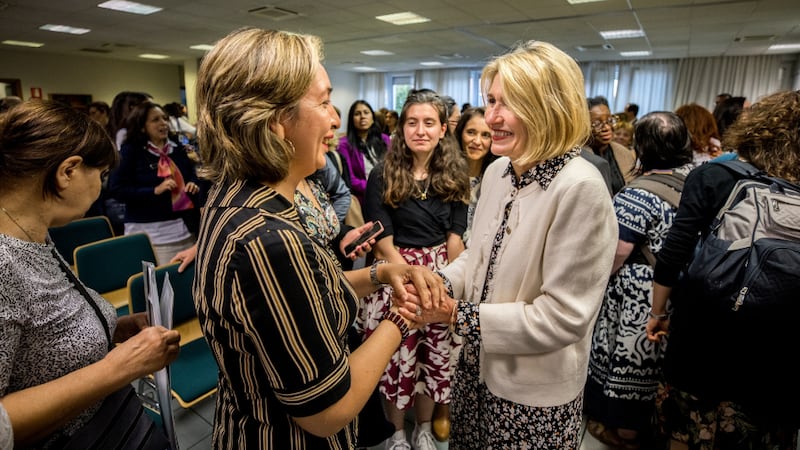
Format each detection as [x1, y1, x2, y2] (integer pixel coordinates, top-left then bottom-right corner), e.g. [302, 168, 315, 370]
[382, 90, 470, 207]
[674, 103, 720, 155]
[0, 100, 117, 198]
[723, 90, 800, 183]
[196, 27, 322, 184]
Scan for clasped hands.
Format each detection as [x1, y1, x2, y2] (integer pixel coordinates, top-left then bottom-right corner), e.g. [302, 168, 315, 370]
[382, 265, 457, 329]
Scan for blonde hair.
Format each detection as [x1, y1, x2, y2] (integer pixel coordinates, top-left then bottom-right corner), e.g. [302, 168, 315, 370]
[196, 27, 323, 184]
[481, 41, 590, 165]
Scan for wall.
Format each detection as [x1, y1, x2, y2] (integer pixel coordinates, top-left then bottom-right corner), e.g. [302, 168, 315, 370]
[0, 48, 183, 106]
[327, 67, 359, 133]
[0, 49, 363, 131]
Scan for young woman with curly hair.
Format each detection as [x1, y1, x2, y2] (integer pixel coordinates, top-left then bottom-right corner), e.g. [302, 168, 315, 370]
[359, 89, 470, 450]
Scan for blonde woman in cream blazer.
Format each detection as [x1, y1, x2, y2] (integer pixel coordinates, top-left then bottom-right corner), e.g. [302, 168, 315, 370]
[396, 40, 617, 448]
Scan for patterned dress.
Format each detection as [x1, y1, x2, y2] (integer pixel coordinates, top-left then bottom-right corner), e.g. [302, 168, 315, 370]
[584, 165, 693, 432]
[359, 243, 454, 410]
[294, 177, 340, 251]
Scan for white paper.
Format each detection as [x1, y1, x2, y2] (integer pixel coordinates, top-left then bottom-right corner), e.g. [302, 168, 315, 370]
[142, 261, 179, 450]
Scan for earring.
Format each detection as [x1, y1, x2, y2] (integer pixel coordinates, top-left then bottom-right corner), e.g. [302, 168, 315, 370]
[284, 139, 295, 152]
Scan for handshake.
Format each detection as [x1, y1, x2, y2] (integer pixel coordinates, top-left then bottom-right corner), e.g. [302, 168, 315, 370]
[378, 263, 458, 329]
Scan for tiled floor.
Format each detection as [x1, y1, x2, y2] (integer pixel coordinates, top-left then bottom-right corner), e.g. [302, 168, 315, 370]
[167, 391, 615, 450]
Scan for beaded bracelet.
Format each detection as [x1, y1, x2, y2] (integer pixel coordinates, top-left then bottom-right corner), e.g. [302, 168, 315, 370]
[648, 309, 669, 320]
[384, 310, 410, 341]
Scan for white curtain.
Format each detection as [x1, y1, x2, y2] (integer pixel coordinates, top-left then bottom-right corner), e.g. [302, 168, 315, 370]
[582, 61, 617, 106]
[413, 68, 472, 106]
[582, 60, 677, 116]
[672, 55, 786, 110]
[359, 72, 388, 112]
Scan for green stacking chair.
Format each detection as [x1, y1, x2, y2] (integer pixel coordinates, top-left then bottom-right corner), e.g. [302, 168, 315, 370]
[48, 215, 114, 267]
[73, 233, 156, 316]
[127, 262, 218, 408]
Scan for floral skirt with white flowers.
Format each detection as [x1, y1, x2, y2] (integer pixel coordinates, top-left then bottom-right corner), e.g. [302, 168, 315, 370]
[356, 243, 457, 410]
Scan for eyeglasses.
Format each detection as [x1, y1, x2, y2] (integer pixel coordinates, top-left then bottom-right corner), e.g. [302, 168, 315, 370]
[591, 116, 618, 131]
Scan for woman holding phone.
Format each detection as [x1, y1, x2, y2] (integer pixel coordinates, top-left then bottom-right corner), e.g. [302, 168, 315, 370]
[360, 89, 470, 450]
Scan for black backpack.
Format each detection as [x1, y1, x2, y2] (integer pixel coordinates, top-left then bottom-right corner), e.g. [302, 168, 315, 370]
[686, 160, 800, 317]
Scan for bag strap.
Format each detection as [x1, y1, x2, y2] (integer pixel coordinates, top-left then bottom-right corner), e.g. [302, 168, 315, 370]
[625, 172, 686, 265]
[52, 247, 113, 350]
[626, 172, 685, 208]
[716, 159, 800, 195]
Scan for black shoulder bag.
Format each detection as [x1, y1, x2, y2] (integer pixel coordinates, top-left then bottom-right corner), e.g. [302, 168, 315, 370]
[52, 249, 170, 450]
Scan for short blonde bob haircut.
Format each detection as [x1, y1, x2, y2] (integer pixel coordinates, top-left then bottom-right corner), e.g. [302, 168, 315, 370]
[481, 41, 590, 166]
[196, 27, 322, 184]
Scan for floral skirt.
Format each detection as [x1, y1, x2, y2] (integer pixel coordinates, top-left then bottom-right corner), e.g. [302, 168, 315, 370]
[655, 382, 798, 450]
[357, 243, 458, 410]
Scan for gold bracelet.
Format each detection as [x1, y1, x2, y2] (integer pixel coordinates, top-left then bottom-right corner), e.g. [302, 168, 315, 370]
[449, 300, 458, 333]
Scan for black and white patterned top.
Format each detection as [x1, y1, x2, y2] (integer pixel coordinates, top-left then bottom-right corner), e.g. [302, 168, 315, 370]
[0, 234, 116, 448]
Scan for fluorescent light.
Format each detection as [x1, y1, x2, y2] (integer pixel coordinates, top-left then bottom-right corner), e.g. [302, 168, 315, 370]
[620, 51, 652, 57]
[2, 40, 44, 48]
[360, 50, 395, 56]
[190, 44, 215, 51]
[600, 29, 646, 40]
[40, 24, 91, 35]
[375, 12, 430, 25]
[420, 61, 443, 66]
[768, 43, 800, 51]
[98, 0, 162, 15]
[353, 66, 377, 71]
[139, 53, 169, 59]
[567, 0, 606, 3]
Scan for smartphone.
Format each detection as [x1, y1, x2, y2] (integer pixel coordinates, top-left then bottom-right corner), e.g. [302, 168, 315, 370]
[344, 221, 384, 256]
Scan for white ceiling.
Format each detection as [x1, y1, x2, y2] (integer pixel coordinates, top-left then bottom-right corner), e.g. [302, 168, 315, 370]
[1, 0, 799, 72]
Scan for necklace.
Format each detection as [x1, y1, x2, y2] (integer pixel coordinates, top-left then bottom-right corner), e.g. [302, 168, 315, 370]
[0, 206, 38, 242]
[416, 177, 431, 200]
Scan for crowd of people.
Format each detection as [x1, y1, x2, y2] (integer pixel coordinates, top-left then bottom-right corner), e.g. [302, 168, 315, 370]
[1, 24, 799, 450]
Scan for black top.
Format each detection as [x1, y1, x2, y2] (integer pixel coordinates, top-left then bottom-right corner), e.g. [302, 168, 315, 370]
[364, 165, 467, 249]
[654, 162, 798, 424]
[653, 162, 743, 286]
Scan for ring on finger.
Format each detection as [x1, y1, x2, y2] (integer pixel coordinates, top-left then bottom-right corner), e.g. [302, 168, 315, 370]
[416, 306, 422, 317]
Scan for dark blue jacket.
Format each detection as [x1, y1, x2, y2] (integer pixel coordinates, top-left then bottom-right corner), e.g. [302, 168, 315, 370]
[109, 138, 200, 224]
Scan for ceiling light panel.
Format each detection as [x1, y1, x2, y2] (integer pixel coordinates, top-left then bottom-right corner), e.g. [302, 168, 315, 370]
[2, 40, 44, 48]
[361, 50, 395, 56]
[138, 53, 169, 59]
[768, 43, 800, 51]
[620, 51, 652, 57]
[600, 29, 646, 40]
[98, 1, 162, 15]
[40, 24, 91, 34]
[375, 12, 431, 26]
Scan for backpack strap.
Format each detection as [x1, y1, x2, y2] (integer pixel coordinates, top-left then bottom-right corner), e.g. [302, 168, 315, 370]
[626, 172, 685, 208]
[716, 159, 800, 196]
[625, 172, 686, 265]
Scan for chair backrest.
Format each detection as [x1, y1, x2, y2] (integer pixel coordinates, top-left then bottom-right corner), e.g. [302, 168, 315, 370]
[48, 216, 114, 265]
[127, 262, 197, 326]
[73, 233, 156, 294]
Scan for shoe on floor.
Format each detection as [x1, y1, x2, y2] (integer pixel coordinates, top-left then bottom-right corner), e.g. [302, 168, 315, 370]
[385, 434, 411, 450]
[431, 404, 450, 441]
[411, 427, 437, 450]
